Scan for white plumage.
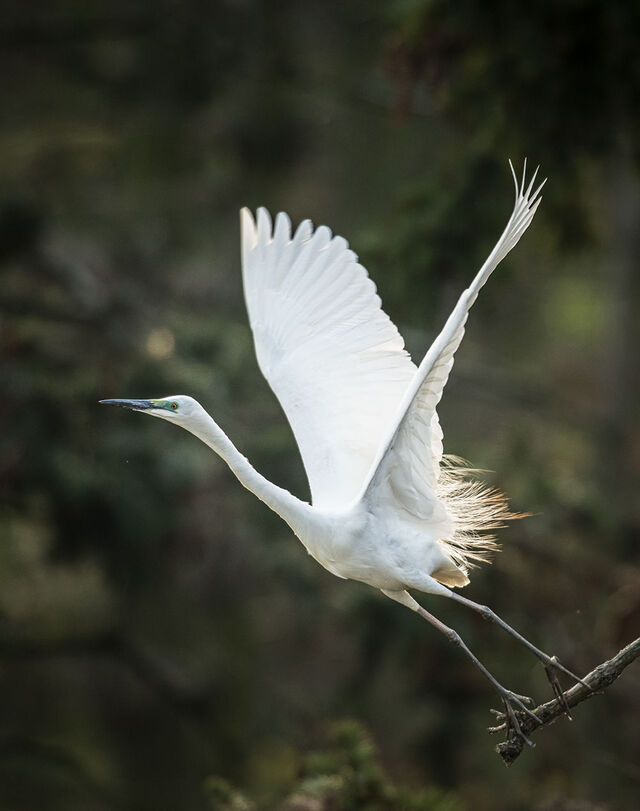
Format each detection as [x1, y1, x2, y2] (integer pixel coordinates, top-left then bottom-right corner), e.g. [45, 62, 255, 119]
[240, 161, 542, 585]
[102, 162, 589, 746]
[241, 206, 415, 510]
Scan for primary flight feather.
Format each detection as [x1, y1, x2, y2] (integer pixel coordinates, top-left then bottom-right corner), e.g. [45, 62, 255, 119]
[102, 162, 589, 747]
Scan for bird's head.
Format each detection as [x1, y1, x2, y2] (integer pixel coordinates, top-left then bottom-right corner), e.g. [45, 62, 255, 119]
[99, 395, 203, 427]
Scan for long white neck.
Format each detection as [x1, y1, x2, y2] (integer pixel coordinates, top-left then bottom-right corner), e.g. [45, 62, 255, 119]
[182, 408, 313, 536]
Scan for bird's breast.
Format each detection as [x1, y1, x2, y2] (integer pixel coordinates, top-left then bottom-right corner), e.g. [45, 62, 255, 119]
[296, 502, 367, 572]
[297, 502, 452, 591]
[298, 504, 401, 588]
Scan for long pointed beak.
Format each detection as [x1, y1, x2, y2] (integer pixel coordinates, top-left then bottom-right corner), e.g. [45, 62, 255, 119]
[99, 399, 156, 411]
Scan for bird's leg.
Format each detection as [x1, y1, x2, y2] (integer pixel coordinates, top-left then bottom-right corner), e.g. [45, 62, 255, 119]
[413, 604, 539, 746]
[445, 591, 591, 715]
[382, 589, 539, 746]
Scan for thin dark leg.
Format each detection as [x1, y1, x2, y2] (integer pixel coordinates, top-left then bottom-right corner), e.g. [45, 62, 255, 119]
[412, 603, 539, 746]
[446, 591, 591, 714]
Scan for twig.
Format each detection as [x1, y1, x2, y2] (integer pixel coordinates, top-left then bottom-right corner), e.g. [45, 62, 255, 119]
[491, 637, 640, 766]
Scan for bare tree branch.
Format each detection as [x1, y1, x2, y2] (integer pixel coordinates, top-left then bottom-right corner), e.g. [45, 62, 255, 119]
[491, 636, 640, 766]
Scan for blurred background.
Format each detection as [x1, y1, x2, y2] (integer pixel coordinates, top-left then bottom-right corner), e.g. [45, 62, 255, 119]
[1, 1, 639, 809]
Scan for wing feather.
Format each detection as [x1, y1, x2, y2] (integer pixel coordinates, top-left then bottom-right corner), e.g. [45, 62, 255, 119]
[241, 208, 416, 508]
[363, 163, 545, 536]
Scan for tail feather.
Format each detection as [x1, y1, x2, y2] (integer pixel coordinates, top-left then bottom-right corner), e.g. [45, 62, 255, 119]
[434, 455, 526, 583]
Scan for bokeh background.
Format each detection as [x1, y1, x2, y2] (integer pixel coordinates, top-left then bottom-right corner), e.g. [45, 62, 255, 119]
[2, 1, 639, 809]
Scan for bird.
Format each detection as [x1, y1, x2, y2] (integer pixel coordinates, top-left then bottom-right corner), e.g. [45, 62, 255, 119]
[101, 161, 588, 745]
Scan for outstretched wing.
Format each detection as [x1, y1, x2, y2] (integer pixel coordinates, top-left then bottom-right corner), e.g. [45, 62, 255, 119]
[241, 208, 416, 509]
[362, 162, 545, 520]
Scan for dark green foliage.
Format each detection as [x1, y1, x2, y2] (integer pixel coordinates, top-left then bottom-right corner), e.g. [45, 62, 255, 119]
[1, 2, 638, 810]
[204, 722, 463, 811]
[204, 777, 256, 811]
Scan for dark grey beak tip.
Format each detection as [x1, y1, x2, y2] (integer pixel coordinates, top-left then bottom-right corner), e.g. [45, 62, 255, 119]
[99, 399, 155, 411]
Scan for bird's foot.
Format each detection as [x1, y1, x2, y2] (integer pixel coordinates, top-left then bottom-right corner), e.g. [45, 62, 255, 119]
[537, 653, 591, 718]
[488, 690, 539, 747]
[446, 595, 591, 710]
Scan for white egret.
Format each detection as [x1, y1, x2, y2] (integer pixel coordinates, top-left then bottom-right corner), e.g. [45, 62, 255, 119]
[102, 162, 588, 745]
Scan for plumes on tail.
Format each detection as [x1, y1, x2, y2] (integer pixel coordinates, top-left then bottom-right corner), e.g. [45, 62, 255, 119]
[435, 455, 526, 580]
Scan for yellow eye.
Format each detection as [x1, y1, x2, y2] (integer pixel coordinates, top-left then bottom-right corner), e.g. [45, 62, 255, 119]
[171, 402, 178, 410]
